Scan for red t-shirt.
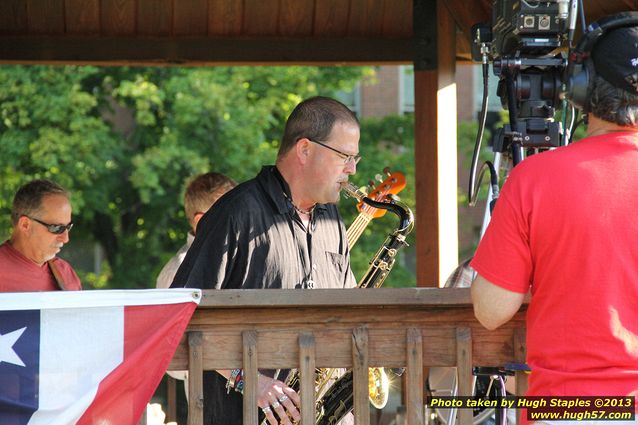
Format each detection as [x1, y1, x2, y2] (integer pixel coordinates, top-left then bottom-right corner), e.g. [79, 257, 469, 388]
[0, 241, 82, 292]
[472, 132, 638, 397]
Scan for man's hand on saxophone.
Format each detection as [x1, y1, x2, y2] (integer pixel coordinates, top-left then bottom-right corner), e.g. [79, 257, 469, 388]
[257, 374, 301, 425]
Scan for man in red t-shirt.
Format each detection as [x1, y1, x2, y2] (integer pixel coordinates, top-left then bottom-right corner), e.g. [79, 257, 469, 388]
[472, 18, 638, 399]
[0, 179, 81, 292]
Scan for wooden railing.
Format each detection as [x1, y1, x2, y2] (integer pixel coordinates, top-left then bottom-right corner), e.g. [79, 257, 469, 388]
[167, 287, 527, 425]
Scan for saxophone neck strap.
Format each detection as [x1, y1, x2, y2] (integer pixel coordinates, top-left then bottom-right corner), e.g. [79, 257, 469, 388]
[47, 259, 68, 291]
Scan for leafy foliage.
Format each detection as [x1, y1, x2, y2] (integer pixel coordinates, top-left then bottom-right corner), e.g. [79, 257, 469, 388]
[0, 64, 490, 289]
[345, 114, 417, 287]
[0, 65, 372, 288]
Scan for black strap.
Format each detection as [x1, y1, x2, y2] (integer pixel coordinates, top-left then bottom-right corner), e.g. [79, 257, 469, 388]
[47, 259, 67, 291]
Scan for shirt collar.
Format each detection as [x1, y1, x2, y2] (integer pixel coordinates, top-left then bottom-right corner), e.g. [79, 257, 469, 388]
[257, 166, 328, 216]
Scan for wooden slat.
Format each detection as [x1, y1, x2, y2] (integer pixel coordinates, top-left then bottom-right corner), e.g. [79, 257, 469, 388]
[167, 376, 177, 422]
[174, 0, 208, 35]
[244, 0, 279, 36]
[313, 0, 349, 36]
[65, 0, 99, 34]
[382, 0, 412, 37]
[347, 0, 385, 37]
[200, 288, 472, 307]
[352, 326, 370, 425]
[406, 328, 424, 425]
[456, 327, 472, 425]
[188, 331, 204, 425]
[101, 0, 135, 35]
[441, 0, 489, 46]
[138, 0, 172, 35]
[278, 0, 313, 36]
[27, 0, 64, 33]
[190, 306, 479, 327]
[0, 0, 28, 33]
[243, 330, 259, 425]
[208, 0, 243, 36]
[299, 333, 316, 425]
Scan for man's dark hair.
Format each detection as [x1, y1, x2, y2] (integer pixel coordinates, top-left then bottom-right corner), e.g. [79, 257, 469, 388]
[11, 179, 69, 225]
[278, 96, 359, 158]
[589, 76, 638, 127]
[585, 22, 638, 127]
[184, 172, 237, 220]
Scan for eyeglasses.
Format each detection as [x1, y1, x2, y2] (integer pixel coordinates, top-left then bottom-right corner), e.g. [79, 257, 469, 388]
[308, 139, 362, 165]
[27, 216, 74, 235]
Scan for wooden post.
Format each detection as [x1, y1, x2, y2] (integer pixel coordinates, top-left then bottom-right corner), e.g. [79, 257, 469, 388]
[352, 326, 370, 425]
[456, 327, 472, 425]
[414, 0, 459, 287]
[166, 376, 177, 422]
[187, 331, 203, 425]
[299, 333, 316, 425]
[406, 328, 424, 425]
[243, 330, 259, 425]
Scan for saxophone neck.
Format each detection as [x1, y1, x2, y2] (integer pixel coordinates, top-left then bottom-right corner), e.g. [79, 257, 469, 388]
[393, 202, 414, 236]
[342, 182, 414, 235]
[342, 182, 367, 201]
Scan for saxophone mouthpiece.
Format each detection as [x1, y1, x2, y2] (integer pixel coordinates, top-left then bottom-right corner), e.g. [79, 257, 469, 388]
[342, 182, 366, 201]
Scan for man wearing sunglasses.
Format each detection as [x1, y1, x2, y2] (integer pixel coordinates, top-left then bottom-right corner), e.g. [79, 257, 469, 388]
[0, 179, 81, 292]
[171, 96, 359, 425]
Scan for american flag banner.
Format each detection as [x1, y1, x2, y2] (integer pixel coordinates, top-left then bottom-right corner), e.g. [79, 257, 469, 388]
[0, 289, 201, 425]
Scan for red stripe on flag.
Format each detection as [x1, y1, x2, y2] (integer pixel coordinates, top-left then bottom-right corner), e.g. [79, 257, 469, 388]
[77, 301, 197, 425]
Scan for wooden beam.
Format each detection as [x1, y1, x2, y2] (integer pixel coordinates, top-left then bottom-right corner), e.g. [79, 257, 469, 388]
[406, 328, 424, 425]
[0, 35, 414, 65]
[100, 0, 135, 36]
[456, 327, 473, 425]
[27, 0, 65, 34]
[242, 330, 259, 425]
[166, 377, 177, 422]
[414, 0, 458, 287]
[0, 0, 27, 32]
[441, 0, 490, 48]
[197, 287, 474, 308]
[138, 0, 172, 35]
[352, 326, 370, 425]
[298, 333, 316, 425]
[187, 331, 204, 425]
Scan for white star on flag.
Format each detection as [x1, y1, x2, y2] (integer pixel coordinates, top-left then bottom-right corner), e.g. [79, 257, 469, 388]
[0, 327, 26, 367]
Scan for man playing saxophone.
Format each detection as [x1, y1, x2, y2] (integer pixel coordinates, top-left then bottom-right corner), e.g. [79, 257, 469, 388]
[171, 96, 360, 425]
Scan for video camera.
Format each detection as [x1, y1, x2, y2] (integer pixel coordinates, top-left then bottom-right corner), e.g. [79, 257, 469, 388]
[472, 0, 573, 159]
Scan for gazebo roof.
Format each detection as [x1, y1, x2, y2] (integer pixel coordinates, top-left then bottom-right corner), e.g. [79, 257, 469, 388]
[1, 0, 635, 65]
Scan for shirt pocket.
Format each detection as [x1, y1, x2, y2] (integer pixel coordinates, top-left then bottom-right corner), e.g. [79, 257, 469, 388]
[325, 251, 346, 274]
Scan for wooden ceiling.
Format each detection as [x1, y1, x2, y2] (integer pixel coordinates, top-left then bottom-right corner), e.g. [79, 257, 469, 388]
[0, 0, 637, 65]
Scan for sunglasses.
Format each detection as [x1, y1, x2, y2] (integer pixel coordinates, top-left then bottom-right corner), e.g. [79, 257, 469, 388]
[27, 216, 74, 235]
[308, 139, 362, 165]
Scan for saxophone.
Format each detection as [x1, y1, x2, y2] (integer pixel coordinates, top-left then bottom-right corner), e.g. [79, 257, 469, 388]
[283, 182, 415, 424]
[342, 182, 414, 289]
[320, 183, 414, 419]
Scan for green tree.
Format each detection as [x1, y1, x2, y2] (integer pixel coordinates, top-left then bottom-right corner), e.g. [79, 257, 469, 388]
[0, 65, 372, 288]
[346, 114, 417, 287]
